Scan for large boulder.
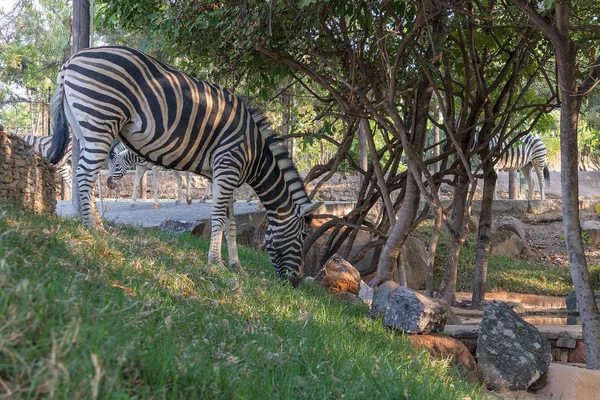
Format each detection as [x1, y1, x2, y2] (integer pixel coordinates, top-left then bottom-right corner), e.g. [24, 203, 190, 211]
[383, 287, 448, 334]
[314, 254, 361, 295]
[372, 281, 401, 315]
[408, 335, 480, 384]
[494, 216, 526, 240]
[398, 236, 427, 290]
[490, 231, 525, 258]
[477, 301, 551, 391]
[581, 220, 600, 246]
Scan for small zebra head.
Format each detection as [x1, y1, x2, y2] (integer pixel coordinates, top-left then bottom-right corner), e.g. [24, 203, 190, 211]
[106, 147, 130, 189]
[265, 202, 322, 287]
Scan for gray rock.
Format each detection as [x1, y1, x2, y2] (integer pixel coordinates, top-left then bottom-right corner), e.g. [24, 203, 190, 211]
[490, 231, 525, 258]
[477, 301, 551, 391]
[399, 236, 427, 290]
[358, 280, 373, 307]
[565, 290, 600, 313]
[382, 287, 448, 334]
[494, 216, 526, 241]
[159, 218, 197, 234]
[581, 220, 600, 246]
[372, 281, 400, 315]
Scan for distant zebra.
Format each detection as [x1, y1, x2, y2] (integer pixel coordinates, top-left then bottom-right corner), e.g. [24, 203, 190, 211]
[46, 46, 319, 285]
[21, 135, 73, 195]
[106, 145, 194, 208]
[491, 134, 550, 200]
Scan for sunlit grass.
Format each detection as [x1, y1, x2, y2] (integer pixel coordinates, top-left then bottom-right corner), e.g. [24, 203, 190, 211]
[0, 203, 480, 399]
[412, 220, 600, 297]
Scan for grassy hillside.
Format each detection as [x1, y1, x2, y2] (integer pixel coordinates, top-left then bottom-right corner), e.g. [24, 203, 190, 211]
[0, 203, 479, 399]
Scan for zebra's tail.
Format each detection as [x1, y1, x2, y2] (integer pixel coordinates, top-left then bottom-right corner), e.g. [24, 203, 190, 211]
[544, 163, 550, 187]
[47, 66, 70, 165]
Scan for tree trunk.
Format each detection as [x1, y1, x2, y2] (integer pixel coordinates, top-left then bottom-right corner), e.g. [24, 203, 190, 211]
[358, 121, 368, 188]
[425, 205, 443, 297]
[432, 104, 440, 174]
[472, 166, 497, 309]
[437, 174, 469, 305]
[508, 170, 519, 199]
[71, 0, 90, 216]
[556, 41, 600, 370]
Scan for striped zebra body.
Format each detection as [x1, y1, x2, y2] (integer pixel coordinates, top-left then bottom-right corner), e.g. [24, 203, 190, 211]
[491, 134, 550, 200]
[47, 46, 319, 284]
[107, 145, 199, 208]
[21, 135, 73, 193]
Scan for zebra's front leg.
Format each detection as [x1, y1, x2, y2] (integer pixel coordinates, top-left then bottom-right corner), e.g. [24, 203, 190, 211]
[208, 177, 236, 267]
[75, 147, 111, 229]
[226, 197, 240, 269]
[152, 166, 160, 209]
[185, 172, 192, 205]
[130, 166, 146, 208]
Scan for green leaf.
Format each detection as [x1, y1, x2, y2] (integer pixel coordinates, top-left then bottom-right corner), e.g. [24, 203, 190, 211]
[544, 0, 554, 10]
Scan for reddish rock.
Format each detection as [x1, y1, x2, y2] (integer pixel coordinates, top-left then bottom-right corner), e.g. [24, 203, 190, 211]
[568, 341, 586, 364]
[408, 334, 481, 384]
[315, 254, 361, 295]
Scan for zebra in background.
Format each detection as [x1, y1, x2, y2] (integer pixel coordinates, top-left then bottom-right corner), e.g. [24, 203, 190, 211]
[491, 133, 550, 200]
[21, 135, 73, 196]
[106, 143, 212, 208]
[46, 46, 320, 285]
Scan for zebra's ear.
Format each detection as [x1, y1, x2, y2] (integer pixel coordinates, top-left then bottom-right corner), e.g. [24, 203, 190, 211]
[300, 201, 323, 217]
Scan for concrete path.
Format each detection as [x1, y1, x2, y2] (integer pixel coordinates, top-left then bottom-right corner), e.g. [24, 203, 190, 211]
[56, 199, 261, 228]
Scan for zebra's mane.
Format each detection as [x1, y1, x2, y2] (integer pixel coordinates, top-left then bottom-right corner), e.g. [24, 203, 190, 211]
[248, 108, 311, 207]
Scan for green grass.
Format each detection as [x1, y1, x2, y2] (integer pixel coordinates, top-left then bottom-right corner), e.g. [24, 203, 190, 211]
[0, 203, 479, 399]
[413, 221, 600, 297]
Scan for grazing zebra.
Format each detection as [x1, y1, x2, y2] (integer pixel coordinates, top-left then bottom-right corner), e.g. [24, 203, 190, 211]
[106, 145, 194, 208]
[491, 133, 550, 200]
[46, 46, 320, 285]
[21, 135, 73, 195]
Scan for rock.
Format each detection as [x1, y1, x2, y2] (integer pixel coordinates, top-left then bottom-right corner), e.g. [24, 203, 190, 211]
[159, 218, 197, 234]
[383, 287, 448, 334]
[372, 281, 400, 315]
[466, 215, 478, 233]
[568, 341, 586, 364]
[315, 254, 361, 295]
[358, 281, 373, 307]
[435, 298, 462, 325]
[581, 220, 600, 246]
[565, 290, 600, 313]
[398, 236, 427, 290]
[535, 363, 600, 400]
[477, 301, 551, 391]
[490, 230, 525, 258]
[494, 216, 526, 240]
[334, 292, 366, 306]
[408, 334, 480, 384]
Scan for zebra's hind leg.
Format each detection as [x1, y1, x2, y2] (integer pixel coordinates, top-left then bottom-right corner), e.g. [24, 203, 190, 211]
[534, 163, 545, 200]
[74, 141, 112, 229]
[521, 164, 534, 201]
[174, 171, 183, 205]
[226, 197, 240, 269]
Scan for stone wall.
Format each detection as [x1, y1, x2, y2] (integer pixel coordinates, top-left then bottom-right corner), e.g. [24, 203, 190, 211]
[0, 131, 56, 214]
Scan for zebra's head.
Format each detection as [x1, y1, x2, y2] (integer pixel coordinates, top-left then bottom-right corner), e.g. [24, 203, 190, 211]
[265, 202, 322, 287]
[106, 148, 130, 189]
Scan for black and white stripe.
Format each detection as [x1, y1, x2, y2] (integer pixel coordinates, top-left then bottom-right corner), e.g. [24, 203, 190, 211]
[21, 135, 73, 193]
[106, 143, 198, 207]
[47, 46, 320, 284]
[491, 133, 550, 200]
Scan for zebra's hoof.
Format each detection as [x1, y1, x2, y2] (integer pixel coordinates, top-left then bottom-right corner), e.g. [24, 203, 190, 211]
[186, 199, 193, 205]
[129, 203, 136, 209]
[228, 261, 242, 271]
[153, 203, 159, 210]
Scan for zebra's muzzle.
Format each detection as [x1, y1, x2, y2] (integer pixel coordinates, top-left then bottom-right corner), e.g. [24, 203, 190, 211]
[107, 177, 117, 189]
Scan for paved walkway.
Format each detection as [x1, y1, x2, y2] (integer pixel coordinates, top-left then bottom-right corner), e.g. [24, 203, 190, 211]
[56, 199, 261, 228]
